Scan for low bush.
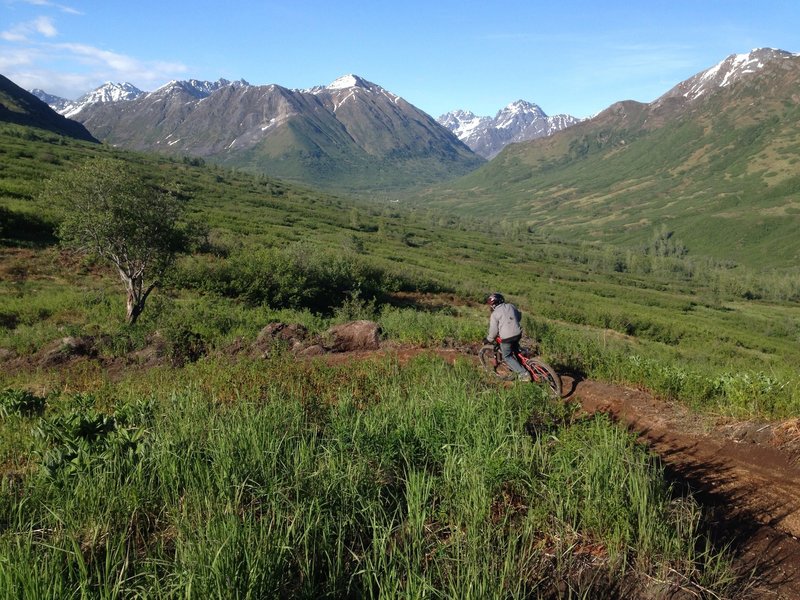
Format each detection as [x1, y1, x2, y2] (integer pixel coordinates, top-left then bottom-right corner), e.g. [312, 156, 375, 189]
[379, 305, 484, 346]
[0, 388, 46, 418]
[172, 245, 432, 314]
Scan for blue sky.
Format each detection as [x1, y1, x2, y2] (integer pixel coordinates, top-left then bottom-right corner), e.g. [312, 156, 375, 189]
[2, 0, 798, 119]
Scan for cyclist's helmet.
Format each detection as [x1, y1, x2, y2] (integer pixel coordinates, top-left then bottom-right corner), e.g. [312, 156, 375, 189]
[486, 292, 505, 309]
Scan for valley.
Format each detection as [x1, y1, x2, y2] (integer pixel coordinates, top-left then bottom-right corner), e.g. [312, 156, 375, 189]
[1, 46, 799, 598]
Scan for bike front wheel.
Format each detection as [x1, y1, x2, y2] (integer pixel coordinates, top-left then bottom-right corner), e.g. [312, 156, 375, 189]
[478, 344, 515, 381]
[524, 357, 563, 399]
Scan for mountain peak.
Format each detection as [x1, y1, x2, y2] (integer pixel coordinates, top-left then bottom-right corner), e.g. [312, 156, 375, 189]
[80, 81, 143, 102]
[659, 47, 799, 103]
[58, 81, 144, 118]
[504, 99, 539, 111]
[300, 75, 382, 97]
[438, 101, 580, 159]
[326, 74, 371, 90]
[142, 78, 250, 104]
[499, 100, 546, 119]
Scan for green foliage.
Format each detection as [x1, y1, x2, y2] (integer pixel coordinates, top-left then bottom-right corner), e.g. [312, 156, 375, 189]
[159, 318, 208, 367]
[0, 388, 46, 418]
[379, 305, 484, 346]
[172, 245, 433, 314]
[645, 225, 688, 258]
[0, 206, 57, 247]
[0, 82, 791, 600]
[32, 394, 149, 480]
[39, 157, 193, 323]
[0, 356, 738, 598]
[415, 82, 800, 270]
[710, 371, 789, 416]
[43, 157, 186, 264]
[1, 121, 799, 421]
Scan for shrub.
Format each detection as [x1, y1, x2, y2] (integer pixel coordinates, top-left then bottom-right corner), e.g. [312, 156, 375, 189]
[0, 388, 46, 418]
[172, 245, 433, 314]
[32, 394, 148, 480]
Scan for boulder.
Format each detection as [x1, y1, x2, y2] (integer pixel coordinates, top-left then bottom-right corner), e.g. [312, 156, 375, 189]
[39, 336, 96, 367]
[128, 332, 168, 367]
[298, 344, 326, 357]
[252, 322, 310, 357]
[324, 320, 382, 352]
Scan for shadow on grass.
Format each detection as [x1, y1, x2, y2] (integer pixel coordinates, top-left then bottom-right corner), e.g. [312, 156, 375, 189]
[0, 207, 58, 248]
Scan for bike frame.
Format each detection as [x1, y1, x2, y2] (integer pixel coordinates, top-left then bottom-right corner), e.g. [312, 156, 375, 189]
[480, 337, 562, 398]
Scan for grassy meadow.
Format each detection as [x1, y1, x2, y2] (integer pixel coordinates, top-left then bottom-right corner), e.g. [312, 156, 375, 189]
[1, 122, 799, 596]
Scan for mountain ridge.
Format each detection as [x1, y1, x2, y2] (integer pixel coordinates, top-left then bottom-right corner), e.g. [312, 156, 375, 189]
[34, 74, 483, 193]
[438, 100, 581, 159]
[1, 74, 97, 142]
[34, 74, 585, 186]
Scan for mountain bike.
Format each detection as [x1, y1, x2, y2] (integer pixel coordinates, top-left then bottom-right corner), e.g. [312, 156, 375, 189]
[478, 338, 562, 399]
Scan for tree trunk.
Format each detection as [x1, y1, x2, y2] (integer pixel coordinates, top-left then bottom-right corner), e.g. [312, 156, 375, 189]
[126, 291, 143, 325]
[124, 276, 157, 325]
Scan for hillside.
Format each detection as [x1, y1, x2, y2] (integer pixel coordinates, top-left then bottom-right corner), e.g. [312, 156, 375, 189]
[0, 75, 97, 142]
[2, 116, 799, 401]
[55, 75, 484, 193]
[415, 49, 800, 269]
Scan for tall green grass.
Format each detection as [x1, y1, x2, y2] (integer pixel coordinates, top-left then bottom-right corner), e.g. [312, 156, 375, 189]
[526, 315, 800, 419]
[0, 354, 738, 598]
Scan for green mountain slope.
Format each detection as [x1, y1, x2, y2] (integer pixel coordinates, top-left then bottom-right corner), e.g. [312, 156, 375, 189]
[2, 116, 800, 423]
[415, 49, 800, 269]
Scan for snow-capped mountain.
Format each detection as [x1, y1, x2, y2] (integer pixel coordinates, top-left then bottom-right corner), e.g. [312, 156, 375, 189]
[148, 78, 250, 100]
[438, 100, 581, 159]
[31, 82, 145, 119]
[424, 47, 800, 264]
[657, 48, 799, 104]
[303, 74, 406, 113]
[33, 79, 252, 120]
[304, 74, 379, 94]
[36, 73, 481, 192]
[57, 82, 145, 118]
[30, 89, 70, 113]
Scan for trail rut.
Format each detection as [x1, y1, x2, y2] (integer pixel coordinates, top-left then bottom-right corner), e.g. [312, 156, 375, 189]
[567, 377, 800, 599]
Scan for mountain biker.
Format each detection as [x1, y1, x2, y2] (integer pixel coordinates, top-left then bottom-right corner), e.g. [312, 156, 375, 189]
[484, 292, 532, 381]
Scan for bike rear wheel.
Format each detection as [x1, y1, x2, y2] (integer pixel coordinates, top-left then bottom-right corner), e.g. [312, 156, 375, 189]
[524, 357, 562, 399]
[478, 344, 515, 381]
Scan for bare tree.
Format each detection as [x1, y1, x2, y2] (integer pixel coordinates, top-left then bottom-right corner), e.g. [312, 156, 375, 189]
[42, 158, 187, 324]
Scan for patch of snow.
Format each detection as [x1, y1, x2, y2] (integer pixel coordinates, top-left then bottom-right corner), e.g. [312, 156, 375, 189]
[328, 74, 360, 90]
[333, 91, 356, 111]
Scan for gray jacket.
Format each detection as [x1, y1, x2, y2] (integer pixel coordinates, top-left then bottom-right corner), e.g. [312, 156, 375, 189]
[487, 302, 523, 341]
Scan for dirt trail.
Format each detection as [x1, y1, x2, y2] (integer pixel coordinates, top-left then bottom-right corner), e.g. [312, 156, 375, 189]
[566, 377, 800, 599]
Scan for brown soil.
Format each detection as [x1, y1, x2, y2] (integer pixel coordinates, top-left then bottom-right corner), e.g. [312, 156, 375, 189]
[567, 376, 800, 599]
